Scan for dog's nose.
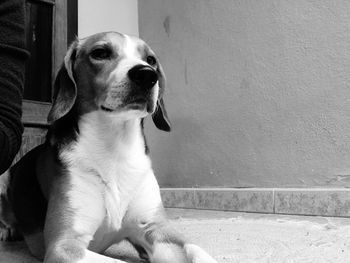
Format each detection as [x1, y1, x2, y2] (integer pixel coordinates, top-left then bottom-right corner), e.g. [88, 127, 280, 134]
[128, 65, 158, 89]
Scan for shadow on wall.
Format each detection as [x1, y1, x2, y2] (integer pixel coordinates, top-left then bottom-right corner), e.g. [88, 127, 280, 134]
[146, 112, 248, 188]
[146, 117, 204, 187]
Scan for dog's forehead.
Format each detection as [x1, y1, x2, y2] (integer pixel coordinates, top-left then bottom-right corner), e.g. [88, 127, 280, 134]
[78, 32, 151, 57]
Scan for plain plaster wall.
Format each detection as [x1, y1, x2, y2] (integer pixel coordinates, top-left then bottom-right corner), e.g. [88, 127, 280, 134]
[139, 0, 350, 188]
[78, 0, 138, 38]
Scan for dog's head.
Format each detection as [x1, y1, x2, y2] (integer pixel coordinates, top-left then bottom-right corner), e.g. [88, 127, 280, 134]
[47, 32, 171, 132]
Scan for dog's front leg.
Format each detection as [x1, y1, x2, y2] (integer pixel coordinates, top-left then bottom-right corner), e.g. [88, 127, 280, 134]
[132, 221, 218, 263]
[127, 174, 218, 263]
[43, 176, 127, 263]
[44, 239, 127, 263]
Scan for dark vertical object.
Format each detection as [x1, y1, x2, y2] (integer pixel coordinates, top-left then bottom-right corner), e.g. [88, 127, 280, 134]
[24, 1, 53, 102]
[67, 0, 78, 47]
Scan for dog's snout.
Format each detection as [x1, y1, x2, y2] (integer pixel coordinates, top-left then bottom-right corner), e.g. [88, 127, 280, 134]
[128, 65, 158, 89]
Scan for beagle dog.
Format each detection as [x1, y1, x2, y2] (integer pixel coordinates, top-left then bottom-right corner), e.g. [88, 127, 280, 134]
[0, 32, 217, 263]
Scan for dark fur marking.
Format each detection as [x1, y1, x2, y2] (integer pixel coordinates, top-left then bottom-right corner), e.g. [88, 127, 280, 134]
[126, 238, 150, 262]
[141, 119, 149, 154]
[9, 145, 48, 235]
[47, 108, 80, 148]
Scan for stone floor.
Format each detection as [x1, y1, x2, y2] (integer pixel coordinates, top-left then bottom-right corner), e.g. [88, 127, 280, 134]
[1, 208, 350, 262]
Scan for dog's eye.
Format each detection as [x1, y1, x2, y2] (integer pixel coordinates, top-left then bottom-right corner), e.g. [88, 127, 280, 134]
[90, 48, 111, 60]
[146, 55, 157, 66]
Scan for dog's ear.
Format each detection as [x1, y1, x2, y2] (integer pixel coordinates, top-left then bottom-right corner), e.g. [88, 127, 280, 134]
[153, 98, 171, 132]
[152, 62, 171, 132]
[47, 41, 78, 123]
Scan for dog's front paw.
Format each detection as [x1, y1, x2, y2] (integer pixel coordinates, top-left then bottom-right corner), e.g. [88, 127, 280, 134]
[184, 244, 218, 263]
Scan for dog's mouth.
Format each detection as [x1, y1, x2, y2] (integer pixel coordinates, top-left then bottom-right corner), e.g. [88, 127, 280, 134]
[127, 97, 156, 113]
[100, 97, 153, 113]
[100, 105, 115, 112]
[128, 97, 148, 106]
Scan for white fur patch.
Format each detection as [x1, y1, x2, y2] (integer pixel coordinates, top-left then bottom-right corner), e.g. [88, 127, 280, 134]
[123, 34, 139, 59]
[184, 244, 218, 263]
[76, 249, 125, 263]
[151, 243, 188, 263]
[127, 171, 162, 222]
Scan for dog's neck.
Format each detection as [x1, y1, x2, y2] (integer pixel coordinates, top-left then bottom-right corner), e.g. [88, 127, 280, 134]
[66, 111, 152, 182]
[77, 111, 147, 157]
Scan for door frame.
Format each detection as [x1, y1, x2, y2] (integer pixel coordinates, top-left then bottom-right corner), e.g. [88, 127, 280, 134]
[23, 0, 77, 128]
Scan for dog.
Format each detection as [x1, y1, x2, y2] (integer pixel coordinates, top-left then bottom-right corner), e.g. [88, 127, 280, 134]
[0, 32, 218, 263]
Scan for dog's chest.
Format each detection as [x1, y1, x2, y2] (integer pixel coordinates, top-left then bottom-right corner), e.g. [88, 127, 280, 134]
[70, 139, 150, 201]
[61, 120, 152, 246]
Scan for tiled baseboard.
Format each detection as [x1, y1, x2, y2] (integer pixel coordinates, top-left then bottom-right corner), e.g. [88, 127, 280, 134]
[160, 188, 350, 217]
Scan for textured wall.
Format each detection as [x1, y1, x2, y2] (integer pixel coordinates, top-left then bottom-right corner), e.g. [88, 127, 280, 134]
[78, 0, 138, 37]
[140, 0, 350, 188]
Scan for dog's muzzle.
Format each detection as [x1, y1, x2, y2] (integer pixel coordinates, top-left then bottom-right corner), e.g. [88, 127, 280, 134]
[128, 65, 158, 90]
